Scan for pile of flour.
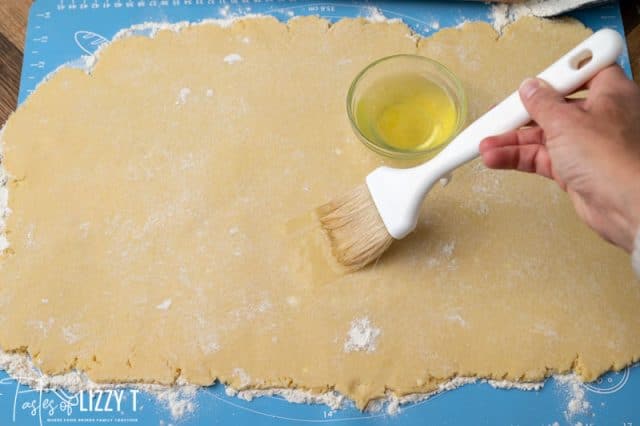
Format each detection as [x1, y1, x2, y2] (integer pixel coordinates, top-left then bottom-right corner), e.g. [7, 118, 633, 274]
[555, 374, 591, 420]
[344, 317, 381, 353]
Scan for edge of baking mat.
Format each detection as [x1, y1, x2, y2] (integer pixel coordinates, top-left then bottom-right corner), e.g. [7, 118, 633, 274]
[2, 1, 637, 425]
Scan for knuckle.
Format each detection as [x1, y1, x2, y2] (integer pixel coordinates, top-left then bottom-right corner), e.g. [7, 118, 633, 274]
[525, 88, 559, 111]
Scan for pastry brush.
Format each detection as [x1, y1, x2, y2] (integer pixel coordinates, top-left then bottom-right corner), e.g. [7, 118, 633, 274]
[318, 29, 624, 272]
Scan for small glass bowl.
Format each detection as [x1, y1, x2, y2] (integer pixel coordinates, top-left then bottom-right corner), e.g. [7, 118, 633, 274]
[347, 54, 467, 162]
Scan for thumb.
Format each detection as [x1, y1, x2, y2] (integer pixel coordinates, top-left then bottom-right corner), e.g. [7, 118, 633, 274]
[519, 78, 567, 128]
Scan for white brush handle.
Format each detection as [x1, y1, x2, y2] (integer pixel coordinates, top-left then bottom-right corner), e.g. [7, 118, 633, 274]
[367, 29, 625, 239]
[421, 28, 624, 180]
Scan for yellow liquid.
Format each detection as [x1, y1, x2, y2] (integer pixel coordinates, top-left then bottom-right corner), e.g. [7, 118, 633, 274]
[355, 73, 458, 152]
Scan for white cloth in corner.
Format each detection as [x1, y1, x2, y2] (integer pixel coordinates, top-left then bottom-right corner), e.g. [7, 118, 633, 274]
[517, 0, 610, 18]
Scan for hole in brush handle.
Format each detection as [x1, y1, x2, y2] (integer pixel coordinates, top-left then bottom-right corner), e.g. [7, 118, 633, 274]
[570, 49, 594, 70]
[538, 29, 624, 96]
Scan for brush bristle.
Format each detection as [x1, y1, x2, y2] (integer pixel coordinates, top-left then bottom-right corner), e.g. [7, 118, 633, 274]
[317, 185, 394, 272]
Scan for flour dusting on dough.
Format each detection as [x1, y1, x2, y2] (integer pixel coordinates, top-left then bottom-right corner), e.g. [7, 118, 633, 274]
[224, 53, 243, 64]
[442, 241, 456, 257]
[28, 318, 55, 337]
[156, 299, 172, 310]
[445, 313, 468, 328]
[200, 339, 220, 354]
[286, 295, 299, 307]
[62, 325, 81, 344]
[232, 367, 252, 387]
[176, 88, 191, 105]
[344, 317, 381, 353]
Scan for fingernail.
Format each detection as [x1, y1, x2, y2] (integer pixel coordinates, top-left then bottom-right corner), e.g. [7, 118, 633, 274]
[519, 78, 540, 100]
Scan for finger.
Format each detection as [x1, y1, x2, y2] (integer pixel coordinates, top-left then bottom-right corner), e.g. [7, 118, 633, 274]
[566, 98, 587, 109]
[481, 144, 554, 179]
[519, 78, 578, 128]
[479, 126, 545, 152]
[582, 64, 627, 91]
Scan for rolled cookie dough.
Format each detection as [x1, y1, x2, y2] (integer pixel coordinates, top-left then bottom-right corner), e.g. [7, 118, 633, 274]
[0, 16, 638, 408]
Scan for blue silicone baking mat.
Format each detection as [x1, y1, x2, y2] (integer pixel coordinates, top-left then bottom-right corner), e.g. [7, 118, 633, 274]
[3, 1, 636, 425]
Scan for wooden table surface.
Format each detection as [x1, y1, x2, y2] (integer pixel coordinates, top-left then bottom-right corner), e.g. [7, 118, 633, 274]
[1, 0, 639, 125]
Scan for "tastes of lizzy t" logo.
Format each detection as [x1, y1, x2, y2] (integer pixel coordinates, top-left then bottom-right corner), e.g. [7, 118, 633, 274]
[77, 389, 139, 412]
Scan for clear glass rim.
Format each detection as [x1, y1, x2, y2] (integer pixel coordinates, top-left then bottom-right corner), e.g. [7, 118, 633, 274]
[346, 54, 468, 160]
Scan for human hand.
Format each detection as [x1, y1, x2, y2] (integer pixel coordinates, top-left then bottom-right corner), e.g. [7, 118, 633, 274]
[479, 65, 640, 253]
